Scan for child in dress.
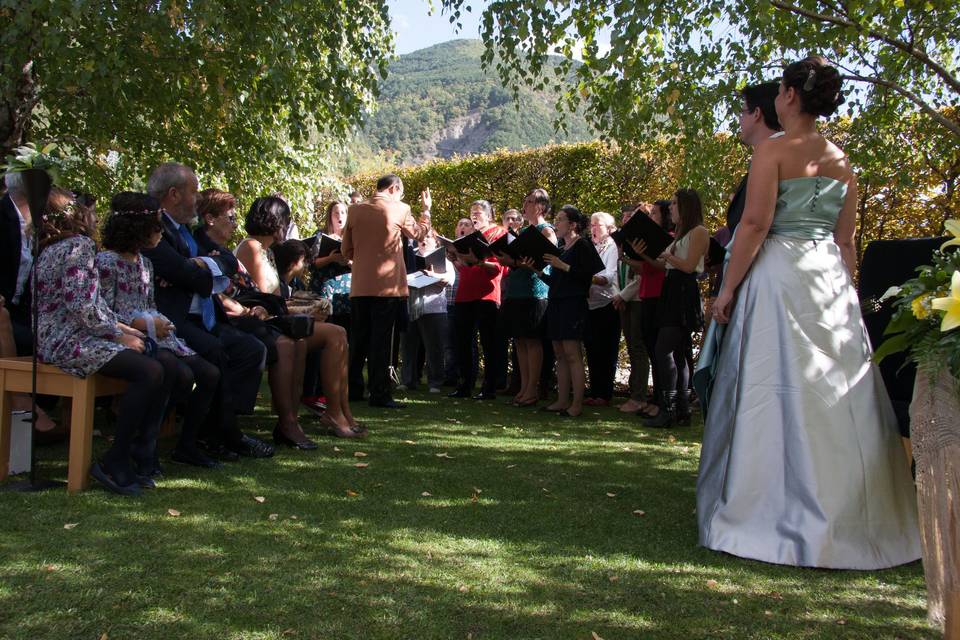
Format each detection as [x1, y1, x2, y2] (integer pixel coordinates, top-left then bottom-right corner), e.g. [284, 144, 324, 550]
[96, 192, 223, 470]
[35, 188, 177, 495]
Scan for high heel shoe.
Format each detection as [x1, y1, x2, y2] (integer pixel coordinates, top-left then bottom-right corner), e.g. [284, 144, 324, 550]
[273, 425, 319, 450]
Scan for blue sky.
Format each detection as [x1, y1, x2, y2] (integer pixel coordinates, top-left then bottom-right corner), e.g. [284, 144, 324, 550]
[388, 0, 484, 55]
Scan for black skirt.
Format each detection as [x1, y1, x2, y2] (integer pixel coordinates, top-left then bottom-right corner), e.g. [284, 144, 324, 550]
[546, 296, 588, 341]
[500, 297, 548, 338]
[657, 270, 703, 330]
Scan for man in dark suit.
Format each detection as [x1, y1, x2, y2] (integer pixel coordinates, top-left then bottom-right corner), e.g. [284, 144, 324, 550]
[1, 172, 35, 356]
[143, 163, 273, 460]
[725, 81, 783, 233]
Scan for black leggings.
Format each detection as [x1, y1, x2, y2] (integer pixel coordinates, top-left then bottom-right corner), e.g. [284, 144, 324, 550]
[97, 349, 177, 476]
[654, 326, 692, 399]
[639, 299, 661, 398]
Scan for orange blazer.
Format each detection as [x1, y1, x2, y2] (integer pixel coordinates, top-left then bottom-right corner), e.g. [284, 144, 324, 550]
[341, 195, 429, 297]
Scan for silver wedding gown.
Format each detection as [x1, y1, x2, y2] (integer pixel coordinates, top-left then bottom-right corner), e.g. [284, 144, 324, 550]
[695, 176, 921, 569]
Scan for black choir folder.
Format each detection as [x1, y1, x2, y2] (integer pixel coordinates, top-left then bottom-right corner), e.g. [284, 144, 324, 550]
[307, 233, 350, 276]
[488, 229, 520, 259]
[414, 247, 447, 273]
[444, 230, 492, 260]
[611, 214, 673, 260]
[513, 225, 561, 269]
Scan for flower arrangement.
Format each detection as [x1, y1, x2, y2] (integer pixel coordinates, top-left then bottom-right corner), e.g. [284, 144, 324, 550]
[2, 142, 67, 182]
[876, 220, 960, 382]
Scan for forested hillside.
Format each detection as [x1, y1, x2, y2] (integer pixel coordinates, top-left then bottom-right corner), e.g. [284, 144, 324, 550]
[358, 40, 597, 164]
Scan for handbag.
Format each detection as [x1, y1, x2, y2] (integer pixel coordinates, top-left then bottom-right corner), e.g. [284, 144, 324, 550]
[266, 314, 315, 339]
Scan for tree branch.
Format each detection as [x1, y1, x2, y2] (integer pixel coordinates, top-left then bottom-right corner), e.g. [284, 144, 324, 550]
[769, 0, 960, 97]
[844, 71, 960, 140]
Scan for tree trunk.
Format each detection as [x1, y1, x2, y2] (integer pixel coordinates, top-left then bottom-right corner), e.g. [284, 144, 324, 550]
[0, 59, 37, 160]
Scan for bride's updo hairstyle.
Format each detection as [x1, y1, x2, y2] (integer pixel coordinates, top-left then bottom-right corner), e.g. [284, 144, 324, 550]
[782, 56, 844, 118]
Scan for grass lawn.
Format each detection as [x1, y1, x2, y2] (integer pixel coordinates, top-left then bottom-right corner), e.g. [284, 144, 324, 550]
[0, 390, 933, 639]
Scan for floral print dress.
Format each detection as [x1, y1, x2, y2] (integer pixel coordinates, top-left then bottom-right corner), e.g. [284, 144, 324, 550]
[35, 235, 125, 377]
[95, 251, 195, 357]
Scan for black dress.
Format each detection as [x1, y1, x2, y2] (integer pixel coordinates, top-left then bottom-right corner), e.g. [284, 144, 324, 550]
[542, 237, 605, 341]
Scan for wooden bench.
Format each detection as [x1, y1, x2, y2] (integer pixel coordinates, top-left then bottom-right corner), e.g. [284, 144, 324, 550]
[0, 356, 163, 494]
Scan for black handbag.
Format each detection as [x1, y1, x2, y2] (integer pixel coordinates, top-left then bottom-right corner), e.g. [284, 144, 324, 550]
[266, 314, 315, 339]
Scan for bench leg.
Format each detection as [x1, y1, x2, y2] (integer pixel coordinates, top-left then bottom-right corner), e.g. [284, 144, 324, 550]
[0, 371, 10, 482]
[67, 377, 96, 494]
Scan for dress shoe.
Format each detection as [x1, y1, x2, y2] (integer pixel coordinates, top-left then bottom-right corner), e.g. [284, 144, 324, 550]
[448, 389, 470, 398]
[198, 439, 240, 462]
[171, 447, 224, 469]
[89, 462, 141, 497]
[473, 392, 496, 400]
[273, 426, 319, 450]
[369, 399, 406, 409]
[229, 434, 275, 458]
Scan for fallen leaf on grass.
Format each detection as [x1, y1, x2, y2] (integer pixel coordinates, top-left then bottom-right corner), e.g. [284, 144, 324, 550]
[268, 514, 279, 521]
[506, 464, 517, 469]
[705, 579, 719, 589]
[333, 446, 341, 452]
[764, 610, 773, 617]
[421, 491, 432, 497]
[435, 452, 453, 459]
[100, 633, 109, 640]
[608, 575, 619, 582]
[606, 492, 617, 498]
[167, 509, 181, 517]
[458, 585, 469, 592]
[354, 463, 369, 468]
[591, 632, 604, 640]
[667, 435, 677, 443]
[253, 496, 266, 503]
[44, 564, 59, 572]
[63, 523, 78, 530]
[632, 510, 646, 517]
[353, 452, 368, 457]
[402, 440, 417, 445]
[473, 487, 483, 494]
[551, 432, 561, 437]
[768, 591, 783, 600]
[345, 490, 358, 497]
[836, 619, 846, 626]
[289, 515, 299, 520]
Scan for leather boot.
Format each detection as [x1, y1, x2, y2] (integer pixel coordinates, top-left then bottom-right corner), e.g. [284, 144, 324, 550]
[675, 390, 691, 426]
[643, 391, 675, 428]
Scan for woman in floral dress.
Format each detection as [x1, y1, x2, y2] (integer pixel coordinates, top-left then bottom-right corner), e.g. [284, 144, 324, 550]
[34, 188, 177, 496]
[96, 192, 224, 470]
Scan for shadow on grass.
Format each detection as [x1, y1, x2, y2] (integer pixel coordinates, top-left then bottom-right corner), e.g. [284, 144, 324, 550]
[0, 393, 933, 639]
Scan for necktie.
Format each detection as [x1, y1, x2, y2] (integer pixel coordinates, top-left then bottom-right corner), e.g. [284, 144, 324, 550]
[178, 224, 216, 331]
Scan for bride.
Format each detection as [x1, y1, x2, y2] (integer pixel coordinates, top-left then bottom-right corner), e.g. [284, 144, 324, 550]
[698, 56, 920, 569]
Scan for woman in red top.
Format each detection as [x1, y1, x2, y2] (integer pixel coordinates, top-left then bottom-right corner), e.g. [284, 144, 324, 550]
[449, 200, 506, 400]
[619, 201, 670, 416]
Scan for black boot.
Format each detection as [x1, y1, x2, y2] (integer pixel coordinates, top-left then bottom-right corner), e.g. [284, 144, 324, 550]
[643, 391, 675, 428]
[675, 391, 691, 427]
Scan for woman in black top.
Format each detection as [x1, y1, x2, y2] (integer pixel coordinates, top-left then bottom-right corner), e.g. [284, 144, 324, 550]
[520, 205, 604, 417]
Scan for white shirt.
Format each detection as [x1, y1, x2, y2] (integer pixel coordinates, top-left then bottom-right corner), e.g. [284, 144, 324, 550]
[11, 198, 32, 306]
[588, 238, 620, 310]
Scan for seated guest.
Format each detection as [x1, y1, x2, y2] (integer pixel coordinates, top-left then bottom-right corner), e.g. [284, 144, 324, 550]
[400, 231, 455, 393]
[35, 188, 178, 495]
[449, 200, 506, 400]
[584, 211, 621, 406]
[142, 163, 273, 460]
[274, 239, 363, 437]
[639, 190, 708, 427]
[1, 172, 57, 431]
[236, 202, 358, 438]
[520, 205, 604, 417]
[96, 192, 223, 469]
[492, 189, 556, 407]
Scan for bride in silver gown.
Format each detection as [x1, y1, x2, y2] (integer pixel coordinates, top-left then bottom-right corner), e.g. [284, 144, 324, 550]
[696, 56, 920, 569]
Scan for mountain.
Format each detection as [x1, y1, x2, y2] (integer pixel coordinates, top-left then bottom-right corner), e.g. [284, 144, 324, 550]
[358, 39, 598, 165]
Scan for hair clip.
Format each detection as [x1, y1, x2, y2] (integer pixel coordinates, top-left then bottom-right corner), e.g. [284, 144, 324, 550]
[803, 68, 816, 91]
